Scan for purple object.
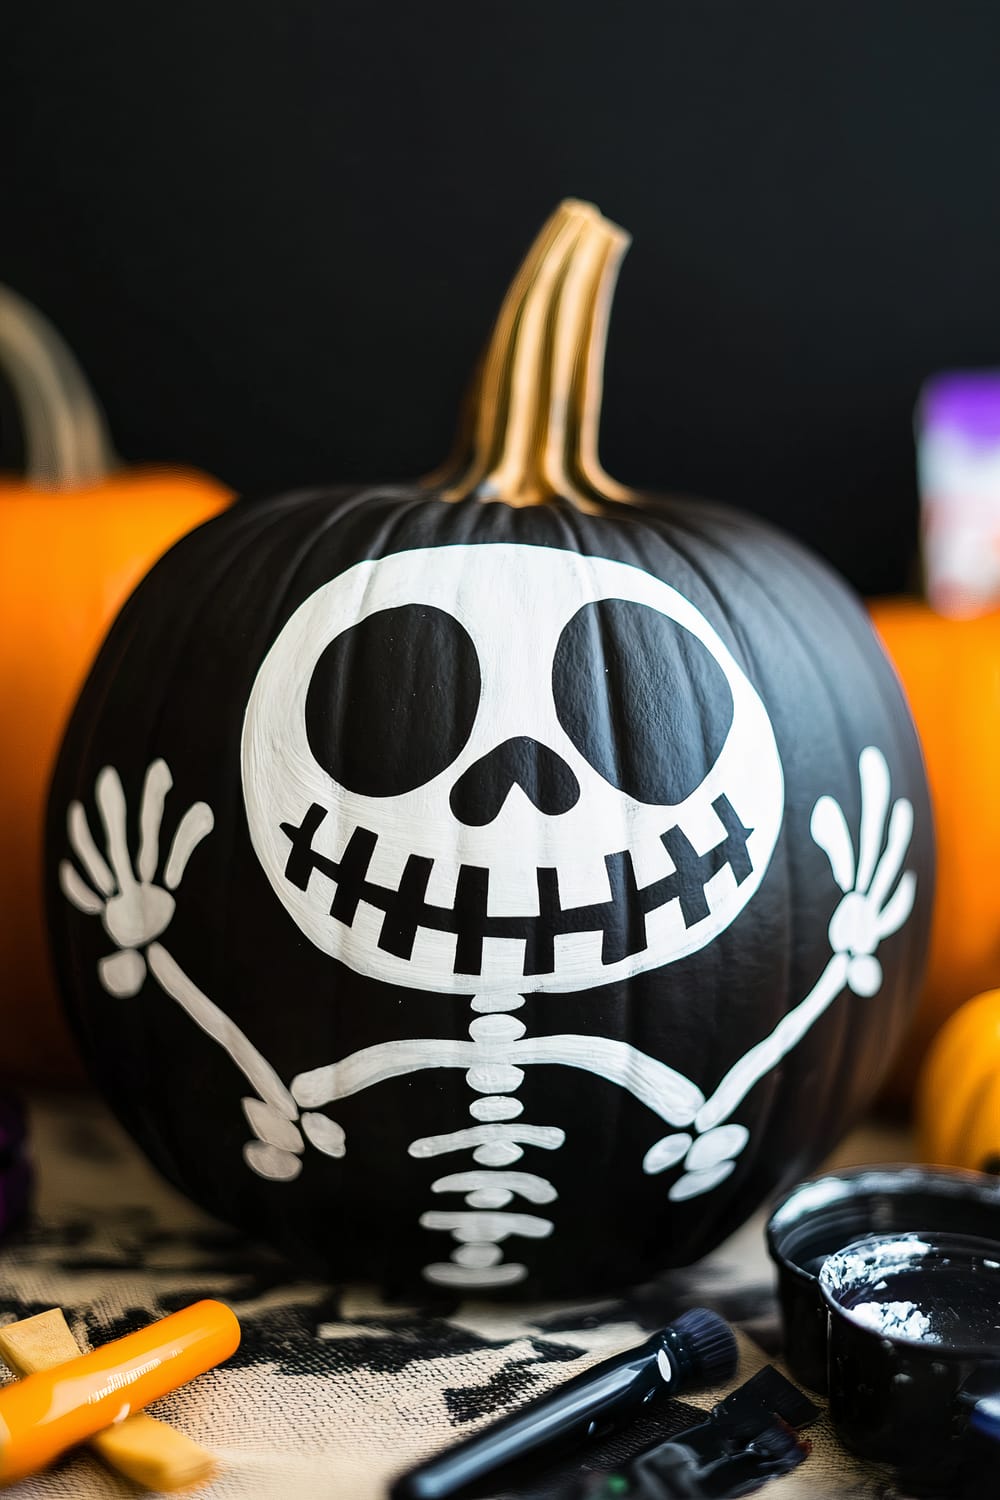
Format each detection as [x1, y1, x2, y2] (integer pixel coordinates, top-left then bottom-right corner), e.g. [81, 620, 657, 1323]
[0, 1096, 32, 1239]
[920, 371, 1000, 446]
[917, 369, 1000, 615]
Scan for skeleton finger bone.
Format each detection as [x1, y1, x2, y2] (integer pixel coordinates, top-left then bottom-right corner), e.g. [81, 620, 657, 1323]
[866, 799, 914, 911]
[67, 801, 115, 897]
[162, 801, 214, 890]
[665, 1125, 751, 1199]
[670, 1162, 737, 1201]
[137, 759, 173, 883]
[243, 1098, 303, 1152]
[875, 871, 917, 941]
[685, 1123, 749, 1170]
[300, 1112, 346, 1156]
[241, 1103, 324, 1185]
[59, 859, 106, 916]
[244, 1142, 302, 1181]
[810, 795, 856, 893]
[242, 1097, 350, 1179]
[856, 746, 891, 893]
[96, 766, 138, 900]
[642, 1133, 692, 1174]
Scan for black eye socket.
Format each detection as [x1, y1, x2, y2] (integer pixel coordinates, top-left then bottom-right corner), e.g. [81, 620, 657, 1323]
[305, 604, 481, 797]
[553, 598, 735, 805]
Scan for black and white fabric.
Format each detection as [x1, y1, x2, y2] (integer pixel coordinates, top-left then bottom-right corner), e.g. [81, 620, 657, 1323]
[0, 1094, 903, 1498]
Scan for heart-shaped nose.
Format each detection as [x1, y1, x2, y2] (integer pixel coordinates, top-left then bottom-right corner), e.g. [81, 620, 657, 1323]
[450, 737, 580, 826]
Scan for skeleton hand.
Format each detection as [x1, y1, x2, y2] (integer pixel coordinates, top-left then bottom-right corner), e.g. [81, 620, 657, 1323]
[60, 761, 212, 998]
[60, 761, 345, 1181]
[148, 944, 347, 1184]
[811, 745, 917, 998]
[645, 746, 917, 1201]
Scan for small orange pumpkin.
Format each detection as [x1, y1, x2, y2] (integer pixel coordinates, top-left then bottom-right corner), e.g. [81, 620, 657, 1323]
[868, 598, 1000, 1099]
[0, 286, 231, 1083]
[916, 987, 1000, 1172]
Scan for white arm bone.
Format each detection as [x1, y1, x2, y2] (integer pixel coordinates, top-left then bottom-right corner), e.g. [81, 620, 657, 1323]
[693, 952, 850, 1133]
[659, 747, 919, 1200]
[694, 749, 918, 1137]
[148, 943, 297, 1119]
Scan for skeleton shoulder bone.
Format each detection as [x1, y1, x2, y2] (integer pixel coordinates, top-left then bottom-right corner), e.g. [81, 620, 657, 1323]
[60, 746, 916, 1205]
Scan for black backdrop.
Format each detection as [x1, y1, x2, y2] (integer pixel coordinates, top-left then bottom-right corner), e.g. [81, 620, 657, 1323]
[5, 2, 1000, 595]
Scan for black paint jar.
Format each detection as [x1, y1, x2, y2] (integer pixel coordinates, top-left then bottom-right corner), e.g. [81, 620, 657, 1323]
[766, 1165, 1000, 1391]
[819, 1232, 1000, 1468]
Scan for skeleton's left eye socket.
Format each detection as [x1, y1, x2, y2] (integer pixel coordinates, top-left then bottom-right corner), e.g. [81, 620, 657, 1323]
[305, 604, 481, 796]
[553, 597, 735, 804]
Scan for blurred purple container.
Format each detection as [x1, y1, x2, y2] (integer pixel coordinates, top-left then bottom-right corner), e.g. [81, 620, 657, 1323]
[918, 371, 1000, 616]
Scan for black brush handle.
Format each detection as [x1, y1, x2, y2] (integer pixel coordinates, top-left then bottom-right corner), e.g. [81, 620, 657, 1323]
[391, 1311, 736, 1500]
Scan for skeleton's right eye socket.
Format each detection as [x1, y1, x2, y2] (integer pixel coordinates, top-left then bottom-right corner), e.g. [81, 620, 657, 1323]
[553, 597, 735, 805]
[304, 604, 481, 797]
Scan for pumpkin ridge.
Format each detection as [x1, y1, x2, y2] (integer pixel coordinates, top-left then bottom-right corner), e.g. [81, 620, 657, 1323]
[636, 518, 754, 666]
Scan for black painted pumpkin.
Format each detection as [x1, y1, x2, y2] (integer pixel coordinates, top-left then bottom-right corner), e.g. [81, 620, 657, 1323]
[47, 202, 933, 1297]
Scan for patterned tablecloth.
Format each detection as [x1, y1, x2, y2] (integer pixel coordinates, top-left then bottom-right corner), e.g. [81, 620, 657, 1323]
[0, 1093, 912, 1499]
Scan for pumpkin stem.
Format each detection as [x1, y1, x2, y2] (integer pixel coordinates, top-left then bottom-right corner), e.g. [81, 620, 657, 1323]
[435, 200, 634, 510]
[0, 285, 117, 488]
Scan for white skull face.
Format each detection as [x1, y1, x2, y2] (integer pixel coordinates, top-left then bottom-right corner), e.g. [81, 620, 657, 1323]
[241, 544, 784, 995]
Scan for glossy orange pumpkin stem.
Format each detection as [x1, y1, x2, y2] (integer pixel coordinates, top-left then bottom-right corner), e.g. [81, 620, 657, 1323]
[0, 284, 117, 486]
[436, 200, 634, 511]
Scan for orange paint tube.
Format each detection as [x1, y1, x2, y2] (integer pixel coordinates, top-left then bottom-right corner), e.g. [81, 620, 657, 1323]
[0, 1301, 240, 1487]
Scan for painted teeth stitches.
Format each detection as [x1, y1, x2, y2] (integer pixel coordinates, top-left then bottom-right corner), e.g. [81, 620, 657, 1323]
[279, 795, 754, 976]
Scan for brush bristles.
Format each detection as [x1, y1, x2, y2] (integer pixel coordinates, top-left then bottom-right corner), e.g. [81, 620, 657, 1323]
[670, 1307, 739, 1383]
[729, 1365, 819, 1429]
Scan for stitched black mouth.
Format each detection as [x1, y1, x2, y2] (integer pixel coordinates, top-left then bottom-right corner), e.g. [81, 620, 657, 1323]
[279, 795, 753, 977]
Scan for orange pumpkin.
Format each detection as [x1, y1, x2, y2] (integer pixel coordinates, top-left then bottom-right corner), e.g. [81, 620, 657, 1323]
[869, 599, 1000, 1099]
[0, 286, 230, 1083]
[916, 987, 1000, 1172]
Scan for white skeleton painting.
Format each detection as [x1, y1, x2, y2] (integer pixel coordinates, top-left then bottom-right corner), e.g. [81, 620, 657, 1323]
[59, 545, 918, 1289]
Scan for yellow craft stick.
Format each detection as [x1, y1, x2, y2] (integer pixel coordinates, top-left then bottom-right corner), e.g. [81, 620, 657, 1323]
[0, 1309, 218, 1491]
